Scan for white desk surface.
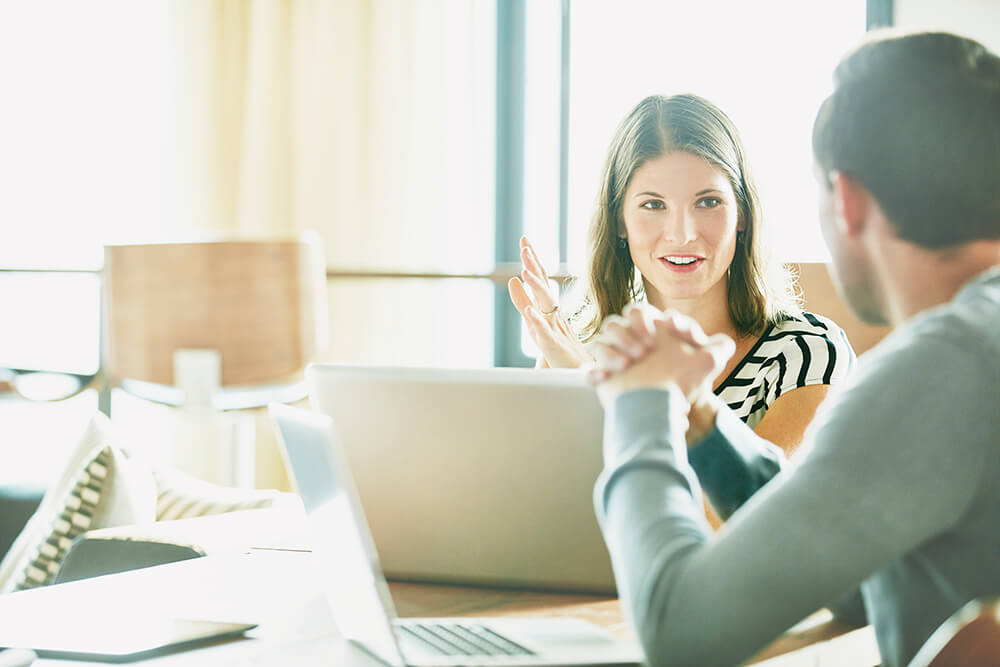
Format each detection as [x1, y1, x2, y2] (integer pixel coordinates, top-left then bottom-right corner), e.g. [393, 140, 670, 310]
[0, 549, 381, 666]
[0, 549, 879, 666]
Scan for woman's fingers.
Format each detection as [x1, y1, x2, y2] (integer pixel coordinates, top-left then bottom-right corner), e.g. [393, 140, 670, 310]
[516, 236, 560, 316]
[520, 236, 550, 282]
[519, 263, 558, 317]
[520, 267, 557, 312]
[525, 306, 571, 363]
[554, 314, 575, 338]
[507, 276, 533, 316]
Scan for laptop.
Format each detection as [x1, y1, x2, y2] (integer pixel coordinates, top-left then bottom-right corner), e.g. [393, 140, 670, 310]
[304, 363, 616, 594]
[268, 403, 642, 667]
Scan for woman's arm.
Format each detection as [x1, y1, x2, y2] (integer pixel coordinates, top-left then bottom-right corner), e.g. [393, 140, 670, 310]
[753, 383, 831, 456]
[692, 385, 830, 527]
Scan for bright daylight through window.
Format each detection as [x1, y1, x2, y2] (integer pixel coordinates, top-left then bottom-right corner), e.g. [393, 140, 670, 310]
[522, 0, 867, 276]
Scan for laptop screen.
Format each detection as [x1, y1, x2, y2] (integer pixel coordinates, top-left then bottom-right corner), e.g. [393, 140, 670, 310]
[269, 404, 405, 667]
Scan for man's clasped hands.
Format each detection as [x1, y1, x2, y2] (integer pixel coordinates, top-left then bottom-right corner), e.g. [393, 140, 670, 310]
[586, 304, 737, 440]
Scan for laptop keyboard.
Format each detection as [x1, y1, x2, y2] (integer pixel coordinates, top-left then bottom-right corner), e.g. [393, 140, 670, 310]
[396, 622, 535, 657]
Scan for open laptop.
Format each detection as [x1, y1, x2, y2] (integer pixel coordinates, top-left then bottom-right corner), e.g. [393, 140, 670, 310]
[268, 403, 642, 667]
[305, 363, 616, 594]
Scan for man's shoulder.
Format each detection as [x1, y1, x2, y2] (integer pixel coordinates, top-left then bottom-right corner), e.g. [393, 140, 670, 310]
[898, 270, 1000, 360]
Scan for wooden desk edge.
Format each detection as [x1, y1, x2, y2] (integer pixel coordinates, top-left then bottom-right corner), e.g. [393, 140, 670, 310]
[388, 580, 878, 665]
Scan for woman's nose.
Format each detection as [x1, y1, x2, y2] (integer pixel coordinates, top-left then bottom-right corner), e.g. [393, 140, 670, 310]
[662, 210, 697, 245]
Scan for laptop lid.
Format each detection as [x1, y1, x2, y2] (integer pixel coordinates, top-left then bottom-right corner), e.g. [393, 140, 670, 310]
[269, 402, 643, 667]
[268, 403, 406, 667]
[305, 364, 616, 594]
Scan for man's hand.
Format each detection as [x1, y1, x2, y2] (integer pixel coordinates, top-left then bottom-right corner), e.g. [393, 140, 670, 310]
[586, 304, 735, 409]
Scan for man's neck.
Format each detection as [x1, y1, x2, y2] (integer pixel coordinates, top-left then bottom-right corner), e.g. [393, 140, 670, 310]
[878, 237, 1000, 326]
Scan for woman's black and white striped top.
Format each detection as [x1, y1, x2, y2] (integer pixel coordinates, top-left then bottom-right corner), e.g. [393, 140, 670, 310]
[715, 311, 855, 429]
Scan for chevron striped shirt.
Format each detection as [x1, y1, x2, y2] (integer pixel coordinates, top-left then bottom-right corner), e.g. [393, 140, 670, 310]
[715, 311, 855, 429]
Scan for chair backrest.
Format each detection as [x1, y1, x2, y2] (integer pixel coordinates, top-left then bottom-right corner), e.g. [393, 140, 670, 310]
[792, 262, 892, 357]
[908, 597, 1000, 667]
[103, 238, 328, 389]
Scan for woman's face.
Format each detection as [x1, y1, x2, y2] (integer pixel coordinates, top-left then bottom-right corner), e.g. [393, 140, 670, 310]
[621, 150, 741, 310]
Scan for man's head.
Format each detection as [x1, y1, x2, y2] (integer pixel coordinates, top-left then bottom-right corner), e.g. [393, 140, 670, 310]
[812, 30, 1000, 322]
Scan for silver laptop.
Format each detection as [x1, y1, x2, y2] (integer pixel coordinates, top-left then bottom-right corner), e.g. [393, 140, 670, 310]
[305, 363, 616, 594]
[268, 403, 642, 667]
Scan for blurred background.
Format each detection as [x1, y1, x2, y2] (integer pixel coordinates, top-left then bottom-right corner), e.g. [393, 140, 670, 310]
[1, 0, 996, 491]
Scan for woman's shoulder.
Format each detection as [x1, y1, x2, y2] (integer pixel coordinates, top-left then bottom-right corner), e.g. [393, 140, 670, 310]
[767, 310, 851, 343]
[755, 310, 856, 384]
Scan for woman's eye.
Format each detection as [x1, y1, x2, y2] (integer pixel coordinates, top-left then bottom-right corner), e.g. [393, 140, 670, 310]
[697, 196, 722, 209]
[640, 200, 665, 210]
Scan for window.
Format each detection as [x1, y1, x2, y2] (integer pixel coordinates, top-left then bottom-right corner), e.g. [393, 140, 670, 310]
[520, 0, 868, 277]
[0, 1, 169, 269]
[0, 1, 168, 484]
[509, 0, 868, 359]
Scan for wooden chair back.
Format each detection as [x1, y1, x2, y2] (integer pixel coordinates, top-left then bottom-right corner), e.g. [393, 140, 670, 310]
[909, 597, 1000, 667]
[103, 238, 328, 388]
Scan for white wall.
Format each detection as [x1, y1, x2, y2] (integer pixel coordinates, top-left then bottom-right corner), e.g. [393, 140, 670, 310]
[895, 0, 1000, 54]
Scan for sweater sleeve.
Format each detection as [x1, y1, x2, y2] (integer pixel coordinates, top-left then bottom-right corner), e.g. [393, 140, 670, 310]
[687, 406, 786, 520]
[593, 326, 989, 666]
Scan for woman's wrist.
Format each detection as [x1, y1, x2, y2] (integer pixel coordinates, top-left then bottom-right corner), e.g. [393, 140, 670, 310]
[686, 391, 720, 446]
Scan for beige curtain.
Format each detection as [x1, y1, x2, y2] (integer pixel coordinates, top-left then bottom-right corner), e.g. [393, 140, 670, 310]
[169, 0, 361, 238]
[168, 0, 495, 270]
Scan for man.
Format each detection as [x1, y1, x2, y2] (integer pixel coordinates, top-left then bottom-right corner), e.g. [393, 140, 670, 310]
[586, 30, 1000, 667]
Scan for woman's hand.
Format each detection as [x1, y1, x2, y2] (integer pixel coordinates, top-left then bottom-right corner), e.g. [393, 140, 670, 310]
[586, 303, 735, 408]
[507, 235, 591, 369]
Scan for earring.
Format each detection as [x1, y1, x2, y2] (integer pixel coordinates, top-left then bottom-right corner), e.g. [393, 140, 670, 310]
[617, 237, 627, 249]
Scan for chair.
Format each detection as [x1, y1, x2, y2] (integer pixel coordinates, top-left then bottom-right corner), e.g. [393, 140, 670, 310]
[0, 239, 327, 588]
[103, 237, 328, 407]
[102, 237, 329, 487]
[909, 597, 1000, 667]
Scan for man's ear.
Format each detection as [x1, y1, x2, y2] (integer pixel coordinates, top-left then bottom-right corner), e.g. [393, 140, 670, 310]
[829, 171, 871, 238]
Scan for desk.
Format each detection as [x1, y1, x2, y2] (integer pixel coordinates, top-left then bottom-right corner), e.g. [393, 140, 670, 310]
[0, 550, 879, 665]
[391, 581, 878, 666]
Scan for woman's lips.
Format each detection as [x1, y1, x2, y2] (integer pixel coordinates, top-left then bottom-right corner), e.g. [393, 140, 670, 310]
[659, 256, 704, 273]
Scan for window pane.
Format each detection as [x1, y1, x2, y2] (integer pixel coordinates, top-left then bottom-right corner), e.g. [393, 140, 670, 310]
[566, 1, 866, 267]
[0, 272, 101, 376]
[521, 0, 564, 270]
[0, 1, 169, 269]
[0, 391, 98, 486]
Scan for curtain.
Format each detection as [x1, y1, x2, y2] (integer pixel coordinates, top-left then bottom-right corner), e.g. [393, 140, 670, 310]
[168, 0, 495, 274]
[169, 0, 366, 238]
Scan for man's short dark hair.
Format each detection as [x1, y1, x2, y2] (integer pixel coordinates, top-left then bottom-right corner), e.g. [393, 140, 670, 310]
[813, 30, 1000, 248]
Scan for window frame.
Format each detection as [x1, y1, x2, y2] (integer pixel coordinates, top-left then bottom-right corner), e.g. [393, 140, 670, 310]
[491, 0, 894, 366]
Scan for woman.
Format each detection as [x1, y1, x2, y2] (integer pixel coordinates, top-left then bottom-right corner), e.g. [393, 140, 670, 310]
[508, 94, 854, 507]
